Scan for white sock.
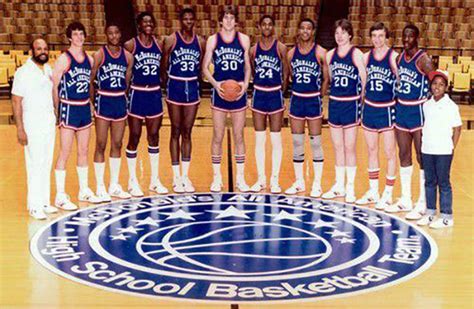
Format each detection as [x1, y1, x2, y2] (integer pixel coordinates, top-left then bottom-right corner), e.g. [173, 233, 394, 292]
[400, 165, 413, 199]
[182, 160, 190, 178]
[418, 169, 425, 202]
[172, 164, 180, 180]
[255, 131, 266, 181]
[384, 176, 396, 196]
[55, 169, 66, 194]
[312, 161, 323, 187]
[109, 157, 121, 185]
[270, 132, 282, 181]
[294, 162, 304, 182]
[346, 166, 357, 188]
[76, 166, 89, 191]
[335, 166, 345, 188]
[126, 150, 137, 182]
[235, 154, 245, 180]
[212, 155, 222, 179]
[149, 151, 160, 182]
[368, 168, 380, 192]
[94, 162, 105, 189]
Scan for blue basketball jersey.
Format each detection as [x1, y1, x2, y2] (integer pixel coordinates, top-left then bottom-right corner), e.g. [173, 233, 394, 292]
[254, 40, 282, 90]
[365, 48, 397, 106]
[290, 44, 321, 96]
[131, 36, 162, 87]
[168, 31, 201, 79]
[59, 51, 91, 102]
[397, 49, 429, 105]
[213, 32, 245, 82]
[329, 47, 361, 100]
[97, 46, 128, 94]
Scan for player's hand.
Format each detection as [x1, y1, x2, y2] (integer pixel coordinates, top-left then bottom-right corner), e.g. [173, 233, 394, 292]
[236, 82, 248, 100]
[214, 81, 225, 99]
[17, 129, 28, 146]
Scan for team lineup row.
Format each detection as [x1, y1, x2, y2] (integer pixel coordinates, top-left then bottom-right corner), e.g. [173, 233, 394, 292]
[14, 5, 452, 225]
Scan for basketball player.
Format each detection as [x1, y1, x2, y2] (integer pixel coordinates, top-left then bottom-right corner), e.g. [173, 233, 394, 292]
[90, 23, 134, 201]
[356, 22, 398, 210]
[124, 12, 168, 196]
[52, 22, 101, 210]
[162, 8, 205, 193]
[386, 25, 434, 218]
[249, 15, 289, 193]
[323, 19, 366, 203]
[202, 5, 251, 192]
[285, 19, 329, 197]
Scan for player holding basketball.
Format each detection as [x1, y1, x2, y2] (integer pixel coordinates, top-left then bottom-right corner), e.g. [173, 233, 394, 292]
[90, 23, 134, 202]
[386, 25, 434, 218]
[285, 19, 329, 197]
[249, 15, 289, 193]
[323, 19, 366, 203]
[356, 22, 398, 209]
[162, 8, 205, 193]
[52, 22, 101, 210]
[124, 12, 168, 196]
[203, 5, 251, 192]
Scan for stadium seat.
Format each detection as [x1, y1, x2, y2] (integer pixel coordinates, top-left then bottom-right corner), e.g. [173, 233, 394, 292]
[438, 56, 454, 70]
[452, 72, 471, 92]
[447, 63, 463, 82]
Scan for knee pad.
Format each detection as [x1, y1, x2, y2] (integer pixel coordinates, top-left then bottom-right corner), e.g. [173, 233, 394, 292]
[292, 134, 305, 162]
[310, 135, 324, 162]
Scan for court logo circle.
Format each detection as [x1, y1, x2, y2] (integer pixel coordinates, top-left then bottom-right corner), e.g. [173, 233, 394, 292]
[30, 193, 437, 303]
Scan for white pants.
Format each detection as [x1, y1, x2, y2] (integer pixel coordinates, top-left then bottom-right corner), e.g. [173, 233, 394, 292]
[24, 124, 55, 210]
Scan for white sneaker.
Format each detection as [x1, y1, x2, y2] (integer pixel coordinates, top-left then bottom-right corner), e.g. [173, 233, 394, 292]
[78, 188, 102, 204]
[128, 180, 144, 197]
[429, 217, 454, 229]
[172, 177, 185, 193]
[149, 179, 169, 194]
[405, 201, 426, 220]
[310, 182, 322, 198]
[322, 184, 345, 199]
[285, 180, 305, 195]
[250, 178, 266, 192]
[55, 193, 78, 211]
[96, 186, 112, 202]
[375, 191, 392, 210]
[42, 204, 58, 214]
[29, 208, 47, 220]
[356, 189, 380, 205]
[210, 177, 223, 192]
[417, 214, 436, 226]
[182, 177, 195, 193]
[345, 185, 356, 203]
[385, 196, 413, 213]
[236, 180, 251, 192]
[109, 184, 131, 199]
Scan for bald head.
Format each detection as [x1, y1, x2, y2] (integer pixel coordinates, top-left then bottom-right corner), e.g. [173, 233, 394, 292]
[30, 38, 49, 65]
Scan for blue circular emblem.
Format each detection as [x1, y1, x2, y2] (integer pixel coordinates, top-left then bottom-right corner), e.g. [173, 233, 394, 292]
[30, 193, 437, 303]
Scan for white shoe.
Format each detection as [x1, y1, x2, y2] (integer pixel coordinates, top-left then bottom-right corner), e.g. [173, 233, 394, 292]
[109, 184, 131, 199]
[78, 188, 102, 204]
[285, 180, 305, 195]
[405, 201, 426, 220]
[375, 191, 392, 210]
[417, 214, 436, 226]
[345, 186, 356, 203]
[210, 178, 223, 192]
[356, 189, 379, 205]
[55, 193, 78, 211]
[29, 208, 47, 220]
[182, 177, 195, 193]
[322, 184, 345, 199]
[429, 217, 454, 229]
[42, 204, 58, 214]
[385, 196, 413, 213]
[310, 182, 322, 198]
[128, 180, 144, 197]
[250, 178, 266, 192]
[172, 177, 185, 193]
[96, 186, 112, 202]
[236, 180, 251, 192]
[149, 179, 169, 194]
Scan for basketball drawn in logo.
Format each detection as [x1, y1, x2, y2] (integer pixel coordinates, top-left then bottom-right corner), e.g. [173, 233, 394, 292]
[31, 193, 437, 302]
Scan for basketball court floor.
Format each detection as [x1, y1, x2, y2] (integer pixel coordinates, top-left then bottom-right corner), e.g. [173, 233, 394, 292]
[1, 99, 473, 308]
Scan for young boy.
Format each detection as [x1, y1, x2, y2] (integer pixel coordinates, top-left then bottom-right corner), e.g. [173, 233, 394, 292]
[416, 70, 462, 228]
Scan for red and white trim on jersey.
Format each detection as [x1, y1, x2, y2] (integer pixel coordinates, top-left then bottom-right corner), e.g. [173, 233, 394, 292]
[97, 90, 127, 97]
[130, 84, 161, 91]
[361, 123, 395, 133]
[94, 111, 128, 122]
[58, 121, 93, 131]
[250, 106, 286, 115]
[254, 85, 282, 92]
[329, 120, 361, 129]
[397, 98, 427, 106]
[127, 111, 164, 120]
[292, 91, 321, 98]
[395, 124, 423, 132]
[289, 113, 323, 121]
[166, 98, 201, 106]
[329, 94, 361, 102]
[210, 104, 248, 113]
[60, 98, 90, 106]
[364, 99, 396, 107]
[169, 75, 199, 81]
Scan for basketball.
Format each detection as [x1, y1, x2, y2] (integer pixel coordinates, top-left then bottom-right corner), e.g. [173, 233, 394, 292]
[221, 79, 242, 102]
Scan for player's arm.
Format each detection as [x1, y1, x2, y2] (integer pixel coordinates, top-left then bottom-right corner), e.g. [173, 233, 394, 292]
[11, 94, 27, 145]
[390, 50, 399, 80]
[124, 38, 135, 54]
[90, 48, 103, 104]
[418, 53, 435, 76]
[317, 45, 329, 97]
[202, 34, 223, 96]
[161, 33, 175, 86]
[198, 35, 206, 83]
[325, 49, 334, 80]
[238, 33, 251, 98]
[278, 42, 290, 94]
[353, 48, 367, 100]
[249, 44, 256, 78]
[124, 50, 134, 91]
[287, 47, 295, 96]
[52, 53, 69, 111]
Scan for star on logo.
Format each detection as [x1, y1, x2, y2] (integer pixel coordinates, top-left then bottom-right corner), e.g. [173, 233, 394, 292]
[335, 237, 356, 244]
[325, 229, 351, 238]
[116, 226, 143, 235]
[266, 210, 305, 222]
[207, 205, 257, 219]
[110, 234, 130, 241]
[309, 219, 339, 229]
[132, 216, 160, 227]
[163, 209, 203, 221]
